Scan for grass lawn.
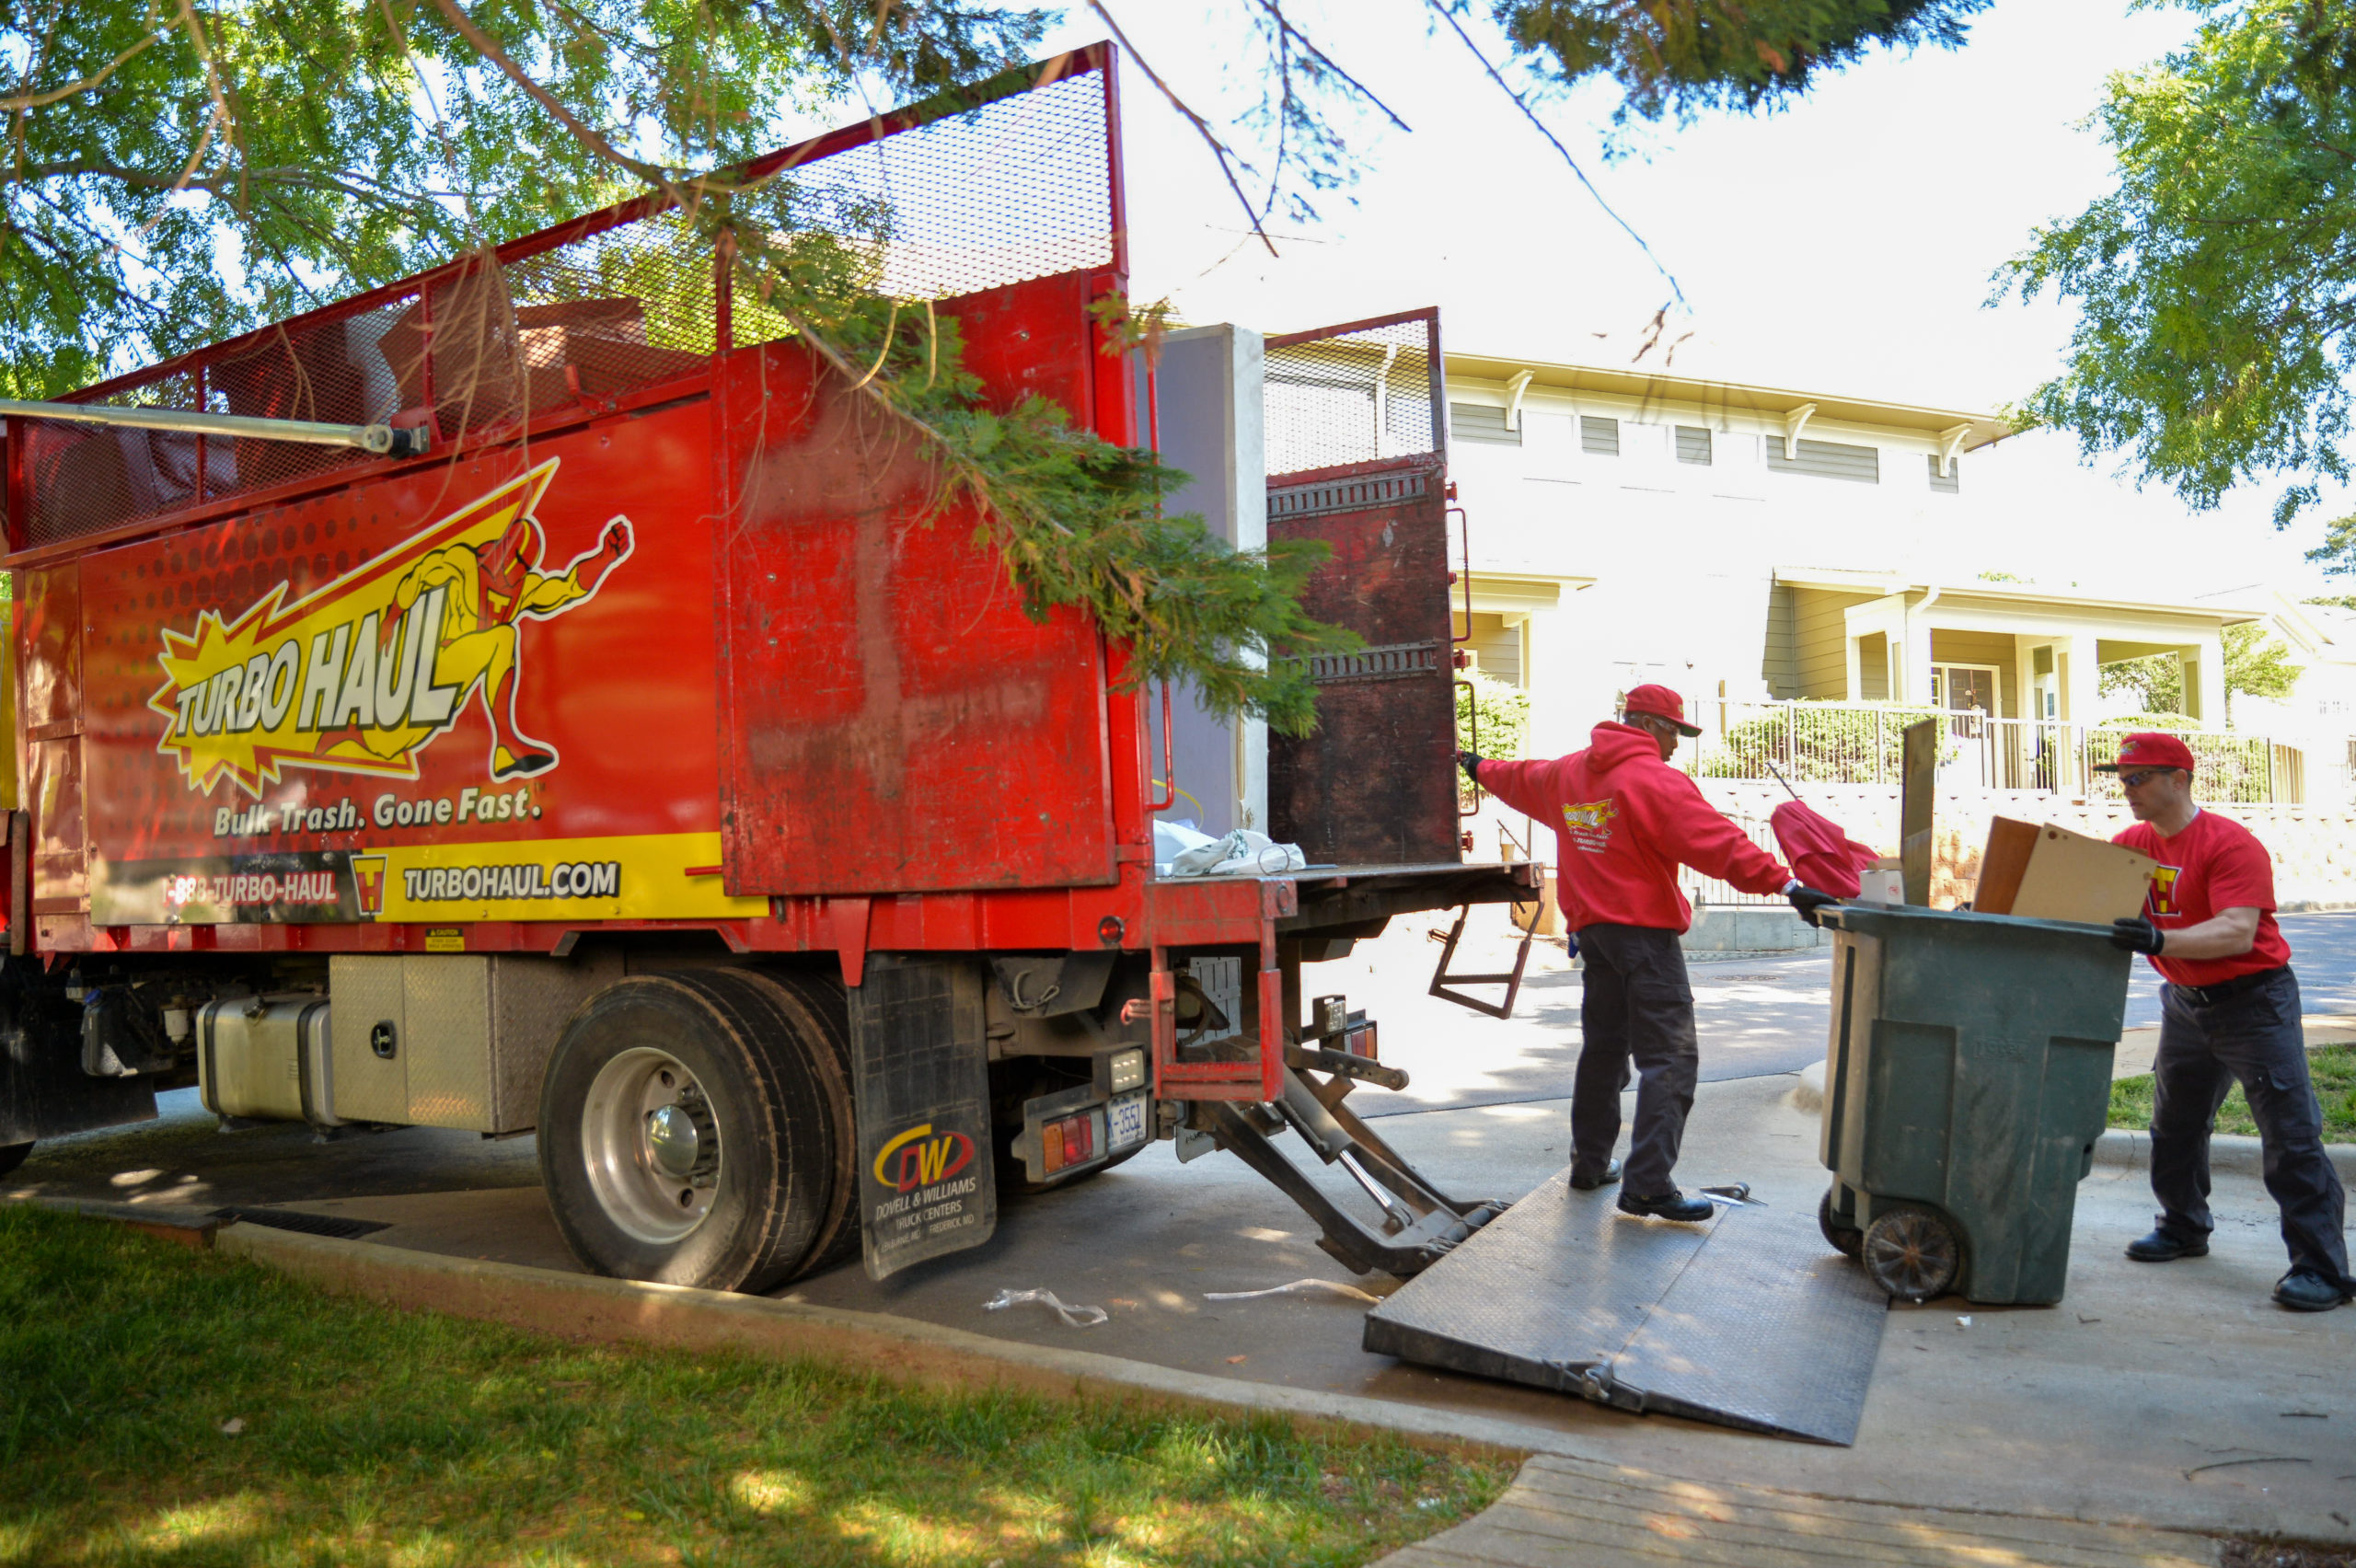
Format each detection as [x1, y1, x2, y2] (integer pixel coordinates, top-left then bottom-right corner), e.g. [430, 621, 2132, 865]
[0, 1205, 1511, 1567]
[2109, 1043, 2356, 1142]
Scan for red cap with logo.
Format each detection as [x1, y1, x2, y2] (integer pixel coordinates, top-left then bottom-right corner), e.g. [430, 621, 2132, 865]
[2094, 731, 2197, 773]
[1623, 683, 1702, 737]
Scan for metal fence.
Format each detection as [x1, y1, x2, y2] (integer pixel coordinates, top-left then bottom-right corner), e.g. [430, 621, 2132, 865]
[1681, 700, 2307, 806]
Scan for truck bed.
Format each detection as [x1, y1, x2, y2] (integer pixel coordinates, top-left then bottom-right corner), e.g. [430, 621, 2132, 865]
[1155, 859, 1540, 937]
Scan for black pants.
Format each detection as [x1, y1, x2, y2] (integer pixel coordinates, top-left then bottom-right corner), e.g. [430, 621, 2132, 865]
[1572, 923, 1700, 1196]
[2150, 966, 2350, 1287]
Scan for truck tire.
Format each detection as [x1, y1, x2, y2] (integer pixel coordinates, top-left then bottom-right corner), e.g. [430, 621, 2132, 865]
[754, 967, 860, 1276]
[0, 1142, 30, 1180]
[538, 971, 849, 1294]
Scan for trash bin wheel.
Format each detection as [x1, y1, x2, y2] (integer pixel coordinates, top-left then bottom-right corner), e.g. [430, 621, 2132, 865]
[1817, 1187, 1865, 1259]
[1862, 1203, 1961, 1303]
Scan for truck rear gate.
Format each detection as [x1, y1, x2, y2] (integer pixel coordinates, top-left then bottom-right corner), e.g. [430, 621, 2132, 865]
[1366, 1172, 1891, 1445]
[0, 40, 1886, 1440]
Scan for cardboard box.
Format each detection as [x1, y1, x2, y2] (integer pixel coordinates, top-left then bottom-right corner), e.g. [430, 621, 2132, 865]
[1853, 857, 1906, 905]
[1973, 817, 2156, 926]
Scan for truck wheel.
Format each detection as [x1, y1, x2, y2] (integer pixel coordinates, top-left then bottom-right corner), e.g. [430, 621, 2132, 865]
[754, 967, 860, 1275]
[539, 972, 848, 1294]
[1817, 1187, 1864, 1259]
[0, 1142, 30, 1180]
[1862, 1203, 1962, 1303]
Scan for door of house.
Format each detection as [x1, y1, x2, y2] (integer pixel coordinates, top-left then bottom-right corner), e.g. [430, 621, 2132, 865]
[1934, 663, 1999, 719]
[1934, 663, 2001, 787]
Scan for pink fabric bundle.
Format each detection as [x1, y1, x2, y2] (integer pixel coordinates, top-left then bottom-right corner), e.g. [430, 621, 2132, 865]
[1770, 800, 1880, 900]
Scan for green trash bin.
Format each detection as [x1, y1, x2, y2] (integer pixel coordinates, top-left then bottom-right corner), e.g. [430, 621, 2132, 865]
[1816, 902, 2134, 1306]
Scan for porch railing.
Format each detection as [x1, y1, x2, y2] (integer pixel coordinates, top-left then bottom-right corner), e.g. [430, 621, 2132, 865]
[1678, 700, 2305, 806]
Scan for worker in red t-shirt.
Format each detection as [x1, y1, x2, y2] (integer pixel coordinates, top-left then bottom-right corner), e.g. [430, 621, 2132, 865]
[2103, 732, 2350, 1312]
[1463, 685, 1839, 1222]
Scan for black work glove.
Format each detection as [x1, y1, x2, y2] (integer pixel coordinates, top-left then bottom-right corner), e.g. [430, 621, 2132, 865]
[1786, 885, 1840, 928]
[1457, 749, 1483, 782]
[2111, 916, 2165, 955]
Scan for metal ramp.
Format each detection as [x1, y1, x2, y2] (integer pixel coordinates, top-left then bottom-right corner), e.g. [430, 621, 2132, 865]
[1364, 1170, 1890, 1445]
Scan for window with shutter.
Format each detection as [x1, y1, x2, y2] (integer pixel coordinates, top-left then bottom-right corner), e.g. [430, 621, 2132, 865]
[1449, 402, 1521, 446]
[1927, 454, 1959, 494]
[1765, 437, 1879, 483]
[1675, 426, 1712, 466]
[1580, 416, 1620, 456]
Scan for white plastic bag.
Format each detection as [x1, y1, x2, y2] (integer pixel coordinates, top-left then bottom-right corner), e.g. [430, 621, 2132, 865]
[982, 1287, 1108, 1328]
[1203, 1278, 1381, 1305]
[1168, 829, 1307, 878]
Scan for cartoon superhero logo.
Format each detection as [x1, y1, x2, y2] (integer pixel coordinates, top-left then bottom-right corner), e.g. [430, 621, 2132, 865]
[872, 1123, 976, 1193]
[2146, 864, 2182, 919]
[148, 460, 631, 797]
[1562, 798, 1618, 853]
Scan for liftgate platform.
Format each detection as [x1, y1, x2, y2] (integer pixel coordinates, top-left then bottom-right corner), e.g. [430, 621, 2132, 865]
[1365, 1170, 1891, 1446]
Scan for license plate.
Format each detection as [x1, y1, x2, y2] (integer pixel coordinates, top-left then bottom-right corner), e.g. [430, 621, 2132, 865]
[1106, 1090, 1149, 1151]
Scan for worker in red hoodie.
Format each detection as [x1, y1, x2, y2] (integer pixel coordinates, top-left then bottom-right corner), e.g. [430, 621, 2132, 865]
[1463, 685, 1840, 1222]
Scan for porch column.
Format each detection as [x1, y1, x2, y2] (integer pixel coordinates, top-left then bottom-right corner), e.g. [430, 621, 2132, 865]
[1843, 636, 1864, 702]
[1900, 596, 1935, 707]
[2059, 633, 2100, 724]
[2186, 637, 2225, 725]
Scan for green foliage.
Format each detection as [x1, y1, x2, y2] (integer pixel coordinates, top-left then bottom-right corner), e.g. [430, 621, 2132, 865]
[2304, 593, 2356, 609]
[2000, 1, 2356, 560]
[1495, 0, 1988, 126]
[2100, 654, 2185, 715]
[1457, 672, 1531, 761]
[0, 3, 1048, 396]
[0, 1204, 1511, 1562]
[1692, 704, 1948, 782]
[2096, 625, 2303, 723]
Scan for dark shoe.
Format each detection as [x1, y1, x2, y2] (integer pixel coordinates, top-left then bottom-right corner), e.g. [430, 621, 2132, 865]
[2272, 1270, 2349, 1312]
[2125, 1228, 2209, 1262]
[1617, 1188, 1714, 1223]
[1570, 1159, 1623, 1191]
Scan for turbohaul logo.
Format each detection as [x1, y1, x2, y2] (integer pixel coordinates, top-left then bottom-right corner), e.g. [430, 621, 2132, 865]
[147, 460, 632, 799]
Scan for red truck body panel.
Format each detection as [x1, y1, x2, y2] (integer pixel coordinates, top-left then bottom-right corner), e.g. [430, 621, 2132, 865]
[715, 273, 1122, 897]
[2, 46, 1183, 964]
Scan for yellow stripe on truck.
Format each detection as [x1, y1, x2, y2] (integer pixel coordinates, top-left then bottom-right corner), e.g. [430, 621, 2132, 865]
[364, 830, 766, 922]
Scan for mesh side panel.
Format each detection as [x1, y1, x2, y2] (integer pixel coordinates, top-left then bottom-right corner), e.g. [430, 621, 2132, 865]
[19, 54, 1113, 548]
[1263, 314, 1439, 479]
[731, 66, 1112, 344]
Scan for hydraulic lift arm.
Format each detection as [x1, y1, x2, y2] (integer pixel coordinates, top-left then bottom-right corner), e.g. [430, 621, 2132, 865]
[0, 398, 431, 458]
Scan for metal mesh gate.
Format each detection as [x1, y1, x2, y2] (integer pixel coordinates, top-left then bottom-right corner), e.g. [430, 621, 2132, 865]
[1263, 310, 1441, 480]
[5, 48, 1117, 554]
[1263, 308, 1459, 867]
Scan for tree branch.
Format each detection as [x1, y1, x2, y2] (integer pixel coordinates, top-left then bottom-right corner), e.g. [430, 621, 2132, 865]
[1422, 0, 1686, 311]
[1083, 0, 1276, 257]
[0, 2, 174, 112]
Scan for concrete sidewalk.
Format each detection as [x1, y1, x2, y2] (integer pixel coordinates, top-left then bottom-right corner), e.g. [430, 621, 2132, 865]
[72, 1069, 2349, 1553]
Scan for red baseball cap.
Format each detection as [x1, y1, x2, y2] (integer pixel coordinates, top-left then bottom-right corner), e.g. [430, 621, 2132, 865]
[1623, 683, 1702, 737]
[2094, 732, 2196, 773]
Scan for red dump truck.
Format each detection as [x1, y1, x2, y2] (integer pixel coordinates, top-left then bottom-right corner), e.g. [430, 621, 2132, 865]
[0, 44, 1531, 1292]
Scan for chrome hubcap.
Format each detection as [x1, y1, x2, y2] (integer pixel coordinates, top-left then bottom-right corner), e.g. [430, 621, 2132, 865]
[581, 1048, 722, 1244]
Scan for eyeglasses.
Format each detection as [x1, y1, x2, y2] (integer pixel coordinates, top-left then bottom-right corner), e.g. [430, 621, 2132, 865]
[2117, 769, 2177, 789]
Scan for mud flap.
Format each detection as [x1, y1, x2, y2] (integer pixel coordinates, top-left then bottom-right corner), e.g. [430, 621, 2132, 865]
[1364, 1170, 1890, 1445]
[848, 956, 997, 1280]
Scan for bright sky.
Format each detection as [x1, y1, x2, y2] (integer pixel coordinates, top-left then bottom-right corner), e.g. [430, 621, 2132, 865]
[1029, 0, 2351, 609]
